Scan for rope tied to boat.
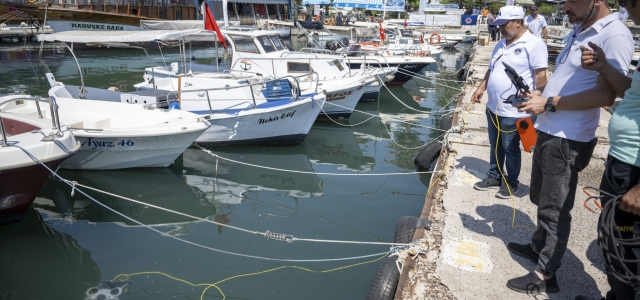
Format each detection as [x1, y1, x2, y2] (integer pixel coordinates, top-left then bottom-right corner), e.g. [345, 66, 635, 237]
[70, 180, 78, 196]
[389, 238, 430, 272]
[194, 143, 437, 175]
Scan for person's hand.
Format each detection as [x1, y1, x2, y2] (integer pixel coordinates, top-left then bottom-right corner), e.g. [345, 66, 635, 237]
[619, 184, 640, 216]
[514, 92, 547, 115]
[544, 37, 548, 44]
[581, 41, 607, 73]
[471, 88, 484, 103]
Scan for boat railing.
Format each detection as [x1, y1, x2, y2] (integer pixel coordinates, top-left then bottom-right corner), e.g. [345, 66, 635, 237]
[0, 96, 63, 146]
[298, 48, 334, 55]
[165, 73, 319, 115]
[230, 56, 391, 79]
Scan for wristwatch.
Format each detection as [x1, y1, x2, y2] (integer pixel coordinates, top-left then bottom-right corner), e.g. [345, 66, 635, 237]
[545, 97, 556, 112]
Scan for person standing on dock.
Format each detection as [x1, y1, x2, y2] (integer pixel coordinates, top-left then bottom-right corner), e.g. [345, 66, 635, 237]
[577, 1, 640, 299]
[509, 0, 634, 294]
[487, 13, 497, 41]
[524, 5, 548, 44]
[471, 6, 548, 199]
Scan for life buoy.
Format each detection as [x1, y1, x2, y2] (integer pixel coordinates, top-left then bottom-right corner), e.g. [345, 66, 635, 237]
[429, 33, 441, 44]
[27, 0, 36, 3]
[323, 18, 330, 25]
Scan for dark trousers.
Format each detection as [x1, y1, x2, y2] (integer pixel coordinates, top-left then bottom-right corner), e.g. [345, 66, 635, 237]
[485, 108, 521, 184]
[489, 26, 497, 41]
[600, 156, 640, 300]
[529, 131, 595, 276]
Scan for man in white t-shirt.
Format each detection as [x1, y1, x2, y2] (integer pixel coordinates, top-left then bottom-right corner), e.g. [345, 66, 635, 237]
[509, 0, 634, 295]
[471, 6, 548, 199]
[524, 5, 548, 43]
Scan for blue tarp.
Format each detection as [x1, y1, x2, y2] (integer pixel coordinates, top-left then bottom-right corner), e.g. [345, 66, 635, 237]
[461, 15, 478, 25]
[332, 0, 405, 12]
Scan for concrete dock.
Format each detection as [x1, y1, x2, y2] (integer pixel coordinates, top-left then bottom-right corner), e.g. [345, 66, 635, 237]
[397, 40, 613, 299]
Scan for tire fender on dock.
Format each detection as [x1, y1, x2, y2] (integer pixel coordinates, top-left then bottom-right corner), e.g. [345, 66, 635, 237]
[414, 142, 441, 171]
[365, 256, 400, 300]
[394, 216, 419, 244]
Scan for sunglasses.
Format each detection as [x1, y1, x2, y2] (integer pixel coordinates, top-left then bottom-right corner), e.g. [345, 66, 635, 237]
[619, 0, 627, 6]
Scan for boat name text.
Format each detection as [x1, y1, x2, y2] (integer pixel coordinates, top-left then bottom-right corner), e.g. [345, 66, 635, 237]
[326, 90, 353, 101]
[81, 138, 135, 150]
[71, 23, 125, 30]
[258, 110, 296, 124]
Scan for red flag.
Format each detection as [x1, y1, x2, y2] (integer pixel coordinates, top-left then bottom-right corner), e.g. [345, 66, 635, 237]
[204, 3, 226, 49]
[404, 19, 407, 28]
[379, 22, 385, 41]
[420, 35, 424, 44]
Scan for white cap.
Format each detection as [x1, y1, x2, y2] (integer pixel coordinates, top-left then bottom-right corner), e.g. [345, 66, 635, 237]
[490, 6, 525, 26]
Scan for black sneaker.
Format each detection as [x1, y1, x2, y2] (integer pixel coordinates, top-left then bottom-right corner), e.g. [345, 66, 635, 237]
[507, 271, 560, 294]
[575, 296, 604, 300]
[507, 242, 539, 264]
[473, 177, 500, 191]
[496, 181, 518, 199]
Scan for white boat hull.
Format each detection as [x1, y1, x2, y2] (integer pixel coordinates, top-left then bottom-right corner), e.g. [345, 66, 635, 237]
[62, 130, 205, 170]
[195, 95, 325, 145]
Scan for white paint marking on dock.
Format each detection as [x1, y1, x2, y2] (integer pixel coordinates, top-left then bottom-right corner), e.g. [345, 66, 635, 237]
[442, 238, 493, 273]
[452, 168, 481, 186]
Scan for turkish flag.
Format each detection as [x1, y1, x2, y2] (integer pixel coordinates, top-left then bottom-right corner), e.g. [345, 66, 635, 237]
[404, 19, 407, 28]
[379, 22, 385, 41]
[204, 3, 226, 49]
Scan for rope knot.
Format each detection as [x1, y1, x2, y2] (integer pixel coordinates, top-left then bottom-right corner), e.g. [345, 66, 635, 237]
[70, 181, 78, 196]
[389, 239, 429, 272]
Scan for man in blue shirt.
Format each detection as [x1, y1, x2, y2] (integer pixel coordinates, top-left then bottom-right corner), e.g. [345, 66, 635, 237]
[579, 1, 640, 299]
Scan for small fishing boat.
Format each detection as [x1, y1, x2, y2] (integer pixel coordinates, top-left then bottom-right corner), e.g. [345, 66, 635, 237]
[0, 96, 79, 223]
[1, 91, 210, 170]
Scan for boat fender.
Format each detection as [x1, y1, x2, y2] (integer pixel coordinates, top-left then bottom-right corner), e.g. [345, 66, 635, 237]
[440, 116, 453, 131]
[108, 86, 120, 92]
[365, 256, 400, 300]
[429, 33, 441, 44]
[456, 68, 467, 81]
[413, 142, 441, 171]
[168, 102, 181, 110]
[394, 216, 432, 243]
[385, 74, 395, 82]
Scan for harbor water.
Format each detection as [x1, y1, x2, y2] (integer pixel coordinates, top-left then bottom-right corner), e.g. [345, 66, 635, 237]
[0, 41, 469, 299]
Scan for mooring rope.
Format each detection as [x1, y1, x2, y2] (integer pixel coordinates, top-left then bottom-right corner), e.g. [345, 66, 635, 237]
[194, 143, 437, 175]
[13, 145, 399, 262]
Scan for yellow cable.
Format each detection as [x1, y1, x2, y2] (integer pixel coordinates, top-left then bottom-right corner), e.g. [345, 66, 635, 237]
[489, 104, 533, 232]
[111, 254, 388, 300]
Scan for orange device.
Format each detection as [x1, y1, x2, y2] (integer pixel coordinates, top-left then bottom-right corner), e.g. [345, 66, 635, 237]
[516, 117, 537, 153]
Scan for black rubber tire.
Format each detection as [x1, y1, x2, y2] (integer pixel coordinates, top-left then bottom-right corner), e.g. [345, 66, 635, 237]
[440, 116, 453, 131]
[413, 142, 441, 171]
[457, 68, 467, 81]
[365, 256, 400, 300]
[394, 216, 419, 244]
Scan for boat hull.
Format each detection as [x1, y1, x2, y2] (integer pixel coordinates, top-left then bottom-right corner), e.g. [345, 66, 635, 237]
[0, 156, 70, 224]
[62, 130, 206, 170]
[347, 62, 429, 85]
[194, 97, 322, 146]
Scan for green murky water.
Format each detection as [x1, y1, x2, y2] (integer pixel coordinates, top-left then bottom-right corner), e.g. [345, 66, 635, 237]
[0, 40, 469, 299]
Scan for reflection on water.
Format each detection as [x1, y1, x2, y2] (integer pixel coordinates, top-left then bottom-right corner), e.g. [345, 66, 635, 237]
[0, 41, 470, 299]
[0, 208, 101, 299]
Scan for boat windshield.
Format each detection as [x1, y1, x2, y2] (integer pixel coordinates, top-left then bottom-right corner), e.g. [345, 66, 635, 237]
[230, 35, 260, 53]
[268, 35, 285, 51]
[256, 36, 277, 53]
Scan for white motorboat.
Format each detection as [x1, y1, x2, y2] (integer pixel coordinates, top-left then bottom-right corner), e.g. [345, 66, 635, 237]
[1, 89, 210, 170]
[0, 96, 79, 223]
[38, 29, 326, 146]
[134, 25, 394, 107]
